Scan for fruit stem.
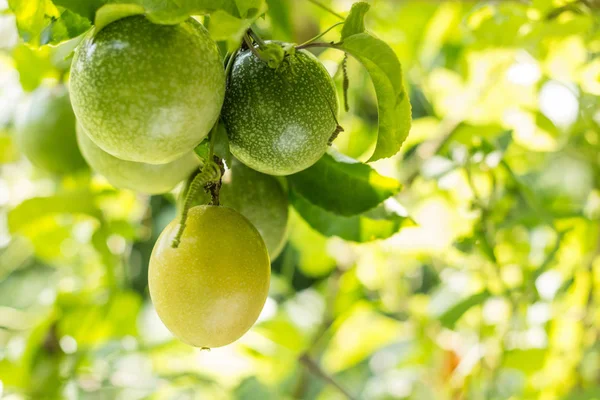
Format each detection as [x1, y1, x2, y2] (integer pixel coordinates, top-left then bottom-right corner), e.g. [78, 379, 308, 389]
[171, 161, 222, 248]
[206, 156, 225, 206]
[243, 33, 269, 63]
[298, 353, 357, 400]
[342, 53, 350, 112]
[295, 41, 339, 51]
[247, 28, 267, 48]
[224, 48, 239, 86]
[296, 21, 344, 48]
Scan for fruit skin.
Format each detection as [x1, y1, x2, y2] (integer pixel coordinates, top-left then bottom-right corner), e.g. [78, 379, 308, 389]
[221, 42, 338, 175]
[70, 16, 225, 164]
[15, 85, 87, 174]
[220, 159, 289, 259]
[148, 205, 270, 348]
[76, 124, 199, 194]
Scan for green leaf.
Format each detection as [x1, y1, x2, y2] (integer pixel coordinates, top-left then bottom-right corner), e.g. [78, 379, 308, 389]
[8, 0, 59, 44]
[288, 151, 401, 216]
[12, 45, 56, 91]
[340, 1, 370, 40]
[8, 189, 104, 233]
[8, 0, 91, 46]
[437, 291, 490, 329]
[94, 4, 145, 32]
[53, 0, 107, 20]
[40, 9, 91, 45]
[337, 33, 412, 162]
[291, 191, 413, 242]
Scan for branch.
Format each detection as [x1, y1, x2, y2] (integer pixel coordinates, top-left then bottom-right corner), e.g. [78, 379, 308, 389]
[298, 353, 357, 400]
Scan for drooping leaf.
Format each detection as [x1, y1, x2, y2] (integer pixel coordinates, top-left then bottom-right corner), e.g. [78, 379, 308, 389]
[291, 191, 413, 242]
[437, 291, 490, 329]
[340, 1, 370, 40]
[337, 34, 411, 162]
[289, 150, 401, 216]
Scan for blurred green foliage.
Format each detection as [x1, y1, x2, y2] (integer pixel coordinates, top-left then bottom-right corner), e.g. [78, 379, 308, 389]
[1, 0, 600, 399]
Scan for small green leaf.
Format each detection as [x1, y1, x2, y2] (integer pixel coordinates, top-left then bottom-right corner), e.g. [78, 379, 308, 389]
[340, 1, 370, 40]
[94, 4, 145, 32]
[437, 291, 490, 329]
[337, 33, 412, 162]
[41, 9, 91, 45]
[289, 150, 401, 216]
[291, 191, 413, 242]
[194, 138, 210, 162]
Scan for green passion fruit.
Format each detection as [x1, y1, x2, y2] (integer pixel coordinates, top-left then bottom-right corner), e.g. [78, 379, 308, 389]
[70, 15, 225, 164]
[76, 124, 199, 194]
[15, 85, 87, 174]
[148, 205, 270, 348]
[221, 42, 339, 176]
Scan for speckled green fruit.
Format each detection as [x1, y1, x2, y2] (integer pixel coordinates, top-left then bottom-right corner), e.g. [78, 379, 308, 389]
[181, 159, 289, 258]
[148, 205, 270, 348]
[15, 85, 86, 174]
[76, 124, 199, 194]
[221, 42, 338, 175]
[70, 16, 225, 164]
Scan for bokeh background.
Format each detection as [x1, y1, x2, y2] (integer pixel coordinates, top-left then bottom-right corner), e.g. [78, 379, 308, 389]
[1, 0, 600, 398]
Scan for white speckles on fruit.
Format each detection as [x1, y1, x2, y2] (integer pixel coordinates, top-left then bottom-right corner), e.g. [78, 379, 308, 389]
[222, 42, 339, 176]
[77, 123, 200, 194]
[70, 16, 225, 165]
